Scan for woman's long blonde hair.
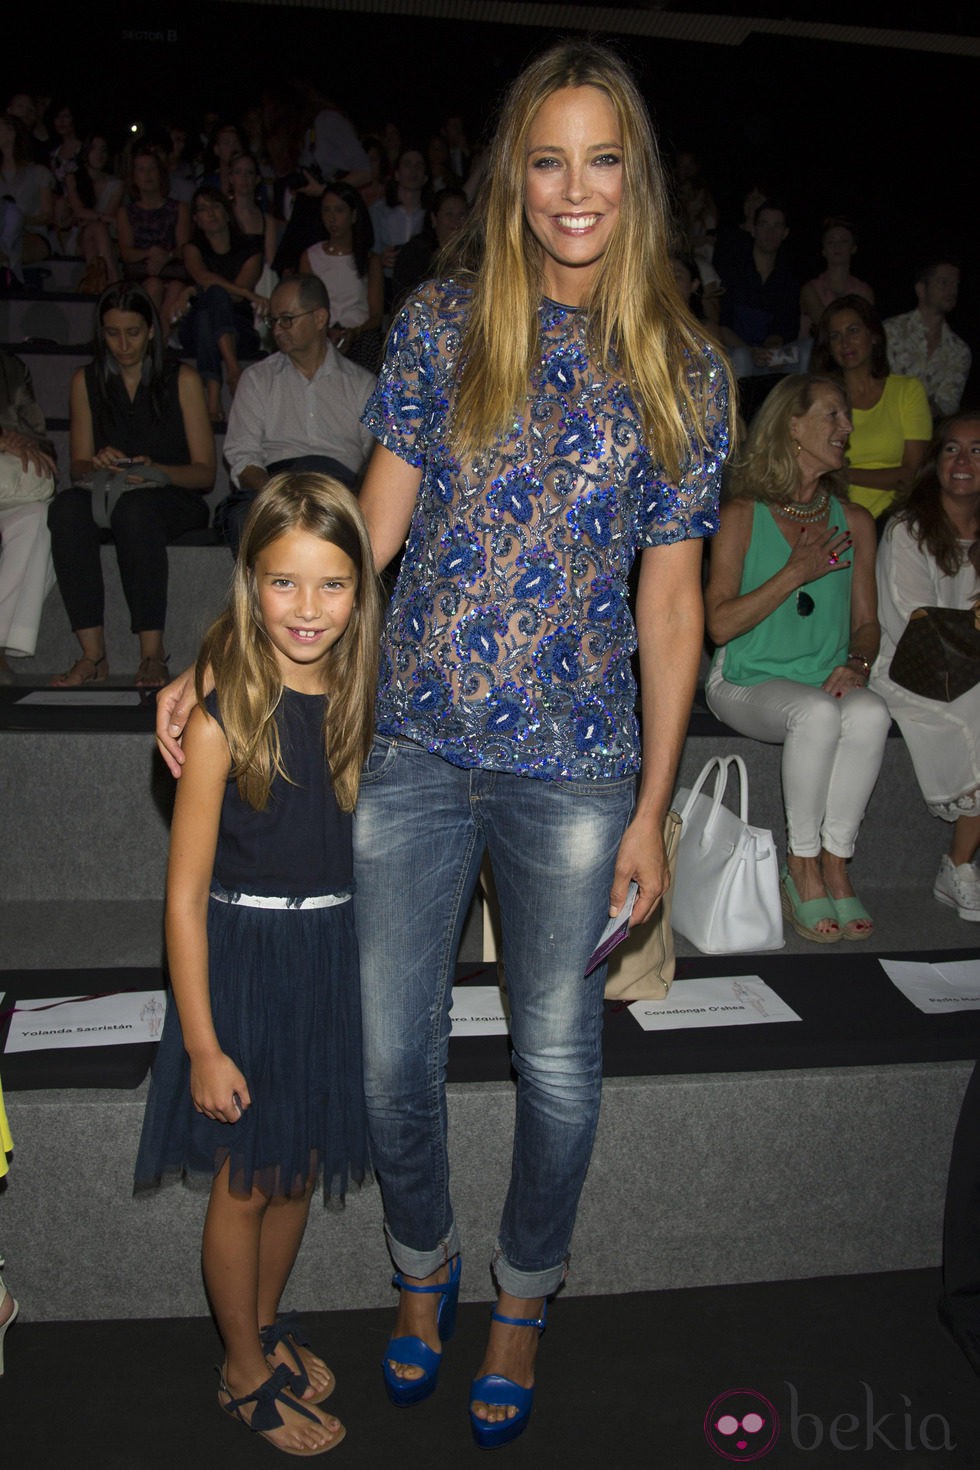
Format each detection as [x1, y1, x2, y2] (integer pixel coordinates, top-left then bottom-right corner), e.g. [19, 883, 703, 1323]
[197, 473, 382, 813]
[727, 374, 849, 506]
[442, 38, 731, 477]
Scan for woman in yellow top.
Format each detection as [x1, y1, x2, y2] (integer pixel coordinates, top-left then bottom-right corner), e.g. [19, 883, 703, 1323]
[812, 295, 931, 520]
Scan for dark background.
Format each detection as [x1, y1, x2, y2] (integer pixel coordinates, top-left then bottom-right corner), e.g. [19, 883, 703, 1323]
[5, 1, 979, 378]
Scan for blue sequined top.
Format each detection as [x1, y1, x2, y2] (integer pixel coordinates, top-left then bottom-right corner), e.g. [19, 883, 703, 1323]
[362, 278, 730, 781]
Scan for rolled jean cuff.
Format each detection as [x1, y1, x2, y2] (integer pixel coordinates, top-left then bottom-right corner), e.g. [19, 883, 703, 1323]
[492, 1242, 568, 1300]
[385, 1219, 460, 1280]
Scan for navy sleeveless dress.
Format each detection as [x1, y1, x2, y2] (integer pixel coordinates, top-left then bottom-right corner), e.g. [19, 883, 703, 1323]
[134, 688, 368, 1202]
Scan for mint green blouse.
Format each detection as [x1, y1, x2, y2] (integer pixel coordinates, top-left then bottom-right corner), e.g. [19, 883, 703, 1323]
[714, 497, 851, 687]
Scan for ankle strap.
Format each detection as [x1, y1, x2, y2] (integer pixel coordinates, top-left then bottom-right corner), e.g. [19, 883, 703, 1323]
[392, 1271, 450, 1296]
[491, 1306, 547, 1331]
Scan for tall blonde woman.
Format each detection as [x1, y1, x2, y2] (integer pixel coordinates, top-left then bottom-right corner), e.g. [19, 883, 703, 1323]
[352, 40, 730, 1447]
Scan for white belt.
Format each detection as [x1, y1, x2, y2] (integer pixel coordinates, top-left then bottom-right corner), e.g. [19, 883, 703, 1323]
[210, 889, 351, 910]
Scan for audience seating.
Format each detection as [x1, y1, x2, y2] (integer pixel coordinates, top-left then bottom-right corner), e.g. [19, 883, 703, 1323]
[1, 256, 977, 1324]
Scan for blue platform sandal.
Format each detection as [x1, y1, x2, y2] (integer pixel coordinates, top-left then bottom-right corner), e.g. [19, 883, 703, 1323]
[382, 1253, 462, 1407]
[469, 1304, 547, 1450]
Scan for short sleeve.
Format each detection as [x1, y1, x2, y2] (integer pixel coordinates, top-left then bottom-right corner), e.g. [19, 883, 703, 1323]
[361, 283, 454, 469]
[899, 375, 932, 442]
[636, 342, 731, 548]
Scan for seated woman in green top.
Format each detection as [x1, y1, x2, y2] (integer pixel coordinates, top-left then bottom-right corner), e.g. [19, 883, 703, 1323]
[705, 374, 890, 942]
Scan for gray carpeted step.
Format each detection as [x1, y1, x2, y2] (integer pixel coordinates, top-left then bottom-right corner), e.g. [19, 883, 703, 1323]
[0, 293, 96, 347]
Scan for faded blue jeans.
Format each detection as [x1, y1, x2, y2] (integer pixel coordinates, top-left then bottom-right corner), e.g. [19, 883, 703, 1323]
[353, 735, 635, 1298]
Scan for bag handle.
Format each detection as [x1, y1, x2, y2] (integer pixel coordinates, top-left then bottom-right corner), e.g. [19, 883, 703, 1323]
[90, 464, 170, 531]
[677, 754, 750, 836]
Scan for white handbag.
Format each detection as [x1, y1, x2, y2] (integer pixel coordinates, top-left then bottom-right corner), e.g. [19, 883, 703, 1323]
[671, 755, 784, 954]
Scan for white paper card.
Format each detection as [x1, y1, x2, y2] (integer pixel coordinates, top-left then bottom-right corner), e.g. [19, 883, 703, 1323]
[880, 958, 980, 1014]
[629, 975, 801, 1031]
[449, 985, 510, 1037]
[17, 690, 143, 706]
[4, 991, 168, 1052]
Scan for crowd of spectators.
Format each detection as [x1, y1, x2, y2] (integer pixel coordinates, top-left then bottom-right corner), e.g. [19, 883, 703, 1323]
[0, 85, 972, 421]
[0, 79, 976, 920]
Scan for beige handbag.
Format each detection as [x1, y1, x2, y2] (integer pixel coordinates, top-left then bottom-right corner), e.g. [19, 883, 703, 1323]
[602, 809, 682, 1002]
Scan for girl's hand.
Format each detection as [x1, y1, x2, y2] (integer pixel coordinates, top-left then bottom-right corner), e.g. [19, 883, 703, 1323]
[822, 663, 867, 699]
[190, 1052, 251, 1123]
[786, 524, 852, 588]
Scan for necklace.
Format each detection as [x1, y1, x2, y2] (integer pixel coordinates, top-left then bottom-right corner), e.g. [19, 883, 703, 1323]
[776, 489, 829, 523]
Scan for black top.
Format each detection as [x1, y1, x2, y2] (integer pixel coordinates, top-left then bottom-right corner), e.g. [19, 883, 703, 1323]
[206, 687, 353, 896]
[718, 248, 800, 345]
[84, 359, 189, 465]
[199, 238, 261, 322]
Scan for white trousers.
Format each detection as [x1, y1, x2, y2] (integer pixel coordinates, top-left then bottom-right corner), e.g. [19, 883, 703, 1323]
[0, 500, 55, 657]
[706, 667, 891, 858]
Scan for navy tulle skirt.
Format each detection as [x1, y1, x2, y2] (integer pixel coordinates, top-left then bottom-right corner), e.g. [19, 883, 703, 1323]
[134, 887, 369, 1202]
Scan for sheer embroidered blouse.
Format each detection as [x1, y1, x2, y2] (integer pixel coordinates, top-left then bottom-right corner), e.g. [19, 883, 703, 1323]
[363, 277, 730, 781]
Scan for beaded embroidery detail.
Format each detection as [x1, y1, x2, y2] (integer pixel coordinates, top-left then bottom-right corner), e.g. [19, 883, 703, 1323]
[363, 278, 730, 780]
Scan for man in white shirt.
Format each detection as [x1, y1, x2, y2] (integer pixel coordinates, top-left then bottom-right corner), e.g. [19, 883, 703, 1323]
[884, 261, 971, 419]
[221, 275, 376, 554]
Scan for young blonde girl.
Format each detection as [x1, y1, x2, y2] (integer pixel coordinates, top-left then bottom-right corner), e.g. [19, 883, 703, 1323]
[135, 472, 382, 1456]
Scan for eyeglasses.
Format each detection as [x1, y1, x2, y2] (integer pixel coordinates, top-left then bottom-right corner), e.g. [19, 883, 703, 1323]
[796, 591, 815, 617]
[270, 310, 315, 330]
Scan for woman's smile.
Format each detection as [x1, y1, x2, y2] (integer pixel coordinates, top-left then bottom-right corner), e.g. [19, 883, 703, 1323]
[524, 85, 623, 305]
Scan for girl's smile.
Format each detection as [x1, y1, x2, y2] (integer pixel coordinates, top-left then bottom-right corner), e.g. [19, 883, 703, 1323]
[254, 529, 356, 690]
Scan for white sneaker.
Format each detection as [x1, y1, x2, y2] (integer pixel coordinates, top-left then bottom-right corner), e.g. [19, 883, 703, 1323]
[933, 856, 980, 921]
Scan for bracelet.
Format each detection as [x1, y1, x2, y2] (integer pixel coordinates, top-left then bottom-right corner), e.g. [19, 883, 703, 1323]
[847, 652, 871, 675]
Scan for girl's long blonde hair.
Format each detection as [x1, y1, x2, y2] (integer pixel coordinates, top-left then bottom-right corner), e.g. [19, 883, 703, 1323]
[197, 473, 382, 813]
[442, 38, 731, 477]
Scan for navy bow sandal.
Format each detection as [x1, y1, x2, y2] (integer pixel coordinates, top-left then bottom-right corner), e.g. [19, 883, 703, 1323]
[260, 1311, 335, 1405]
[217, 1361, 345, 1456]
[382, 1253, 462, 1406]
[469, 1304, 547, 1450]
